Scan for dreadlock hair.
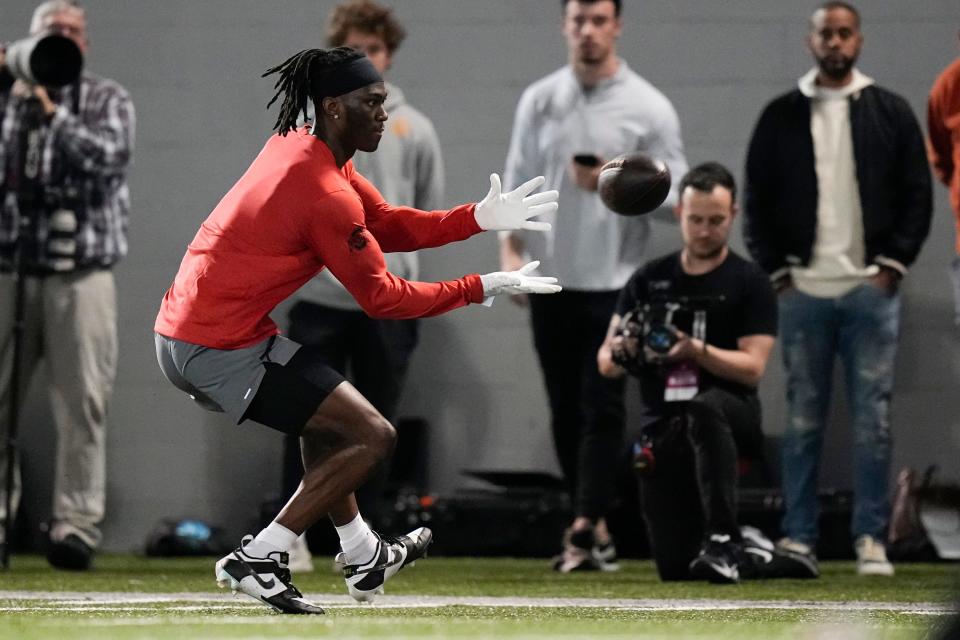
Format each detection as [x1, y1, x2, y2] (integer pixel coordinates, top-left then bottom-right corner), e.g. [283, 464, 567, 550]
[262, 46, 365, 135]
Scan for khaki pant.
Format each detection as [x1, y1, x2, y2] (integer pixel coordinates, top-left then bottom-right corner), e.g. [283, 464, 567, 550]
[0, 269, 117, 548]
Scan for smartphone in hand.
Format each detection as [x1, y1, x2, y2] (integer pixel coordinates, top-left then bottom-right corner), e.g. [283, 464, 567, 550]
[572, 153, 601, 168]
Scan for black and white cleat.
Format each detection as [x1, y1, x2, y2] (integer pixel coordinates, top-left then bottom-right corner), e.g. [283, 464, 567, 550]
[215, 535, 324, 614]
[342, 527, 433, 603]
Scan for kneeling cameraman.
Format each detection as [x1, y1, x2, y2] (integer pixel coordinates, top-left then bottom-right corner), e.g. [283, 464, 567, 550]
[598, 162, 784, 583]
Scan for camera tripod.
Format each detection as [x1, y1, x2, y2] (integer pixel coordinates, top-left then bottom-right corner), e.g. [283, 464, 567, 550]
[2, 96, 46, 570]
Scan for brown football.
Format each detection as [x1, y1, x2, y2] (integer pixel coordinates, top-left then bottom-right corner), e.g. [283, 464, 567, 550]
[598, 152, 671, 216]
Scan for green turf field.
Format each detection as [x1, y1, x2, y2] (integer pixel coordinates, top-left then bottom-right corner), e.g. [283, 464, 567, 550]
[1, 555, 957, 639]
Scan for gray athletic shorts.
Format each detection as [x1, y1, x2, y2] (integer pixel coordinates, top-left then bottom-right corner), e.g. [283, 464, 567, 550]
[155, 332, 347, 433]
[154, 332, 301, 423]
[154, 334, 343, 433]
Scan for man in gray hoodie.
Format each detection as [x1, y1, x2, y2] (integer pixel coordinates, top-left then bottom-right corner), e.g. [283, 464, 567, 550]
[282, 0, 444, 571]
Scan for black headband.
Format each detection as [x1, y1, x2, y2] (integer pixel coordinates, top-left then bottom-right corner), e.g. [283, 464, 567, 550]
[315, 56, 383, 100]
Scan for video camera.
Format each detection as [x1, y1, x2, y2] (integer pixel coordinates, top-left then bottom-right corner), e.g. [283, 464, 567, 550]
[612, 294, 724, 375]
[3, 33, 82, 87]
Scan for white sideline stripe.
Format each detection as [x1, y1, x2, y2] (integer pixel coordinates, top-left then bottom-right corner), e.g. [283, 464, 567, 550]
[0, 606, 246, 612]
[0, 605, 949, 616]
[28, 617, 946, 631]
[0, 591, 955, 613]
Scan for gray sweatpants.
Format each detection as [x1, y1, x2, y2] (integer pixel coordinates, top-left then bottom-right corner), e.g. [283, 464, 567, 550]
[0, 269, 117, 548]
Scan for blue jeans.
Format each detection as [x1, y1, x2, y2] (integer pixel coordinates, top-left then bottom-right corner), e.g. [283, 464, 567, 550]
[779, 284, 900, 544]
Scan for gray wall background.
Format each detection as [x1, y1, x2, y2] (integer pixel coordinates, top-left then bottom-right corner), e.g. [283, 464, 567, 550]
[3, 0, 959, 551]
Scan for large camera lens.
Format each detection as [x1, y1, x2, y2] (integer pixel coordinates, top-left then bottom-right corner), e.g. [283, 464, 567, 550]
[645, 323, 678, 354]
[5, 34, 83, 87]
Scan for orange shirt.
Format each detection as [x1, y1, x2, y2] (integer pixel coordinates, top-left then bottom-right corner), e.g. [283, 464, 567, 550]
[928, 57, 960, 253]
[155, 129, 484, 348]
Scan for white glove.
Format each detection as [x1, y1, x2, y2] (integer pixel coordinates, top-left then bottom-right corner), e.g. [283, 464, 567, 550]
[474, 174, 557, 232]
[480, 260, 562, 297]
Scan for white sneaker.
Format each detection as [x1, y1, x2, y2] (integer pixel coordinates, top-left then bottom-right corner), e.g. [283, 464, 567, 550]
[776, 536, 813, 556]
[855, 535, 895, 576]
[287, 534, 314, 573]
[551, 527, 600, 573]
[552, 543, 601, 573]
[342, 527, 432, 603]
[592, 540, 620, 572]
[215, 535, 324, 614]
[592, 520, 620, 572]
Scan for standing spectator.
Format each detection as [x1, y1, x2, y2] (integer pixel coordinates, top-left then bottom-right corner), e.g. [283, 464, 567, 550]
[281, 0, 444, 572]
[0, 0, 135, 570]
[500, 0, 687, 572]
[928, 31, 960, 326]
[744, 1, 932, 577]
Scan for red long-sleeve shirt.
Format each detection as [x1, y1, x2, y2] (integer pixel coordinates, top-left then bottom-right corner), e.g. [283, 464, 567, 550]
[155, 129, 484, 348]
[928, 57, 960, 253]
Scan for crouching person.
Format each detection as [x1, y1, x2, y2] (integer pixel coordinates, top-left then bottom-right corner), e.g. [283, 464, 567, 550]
[598, 162, 816, 582]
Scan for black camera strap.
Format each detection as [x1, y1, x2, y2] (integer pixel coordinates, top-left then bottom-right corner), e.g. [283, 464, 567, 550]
[11, 97, 46, 266]
[70, 78, 81, 116]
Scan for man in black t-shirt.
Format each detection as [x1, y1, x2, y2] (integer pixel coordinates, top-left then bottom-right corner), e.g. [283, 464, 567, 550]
[599, 162, 791, 583]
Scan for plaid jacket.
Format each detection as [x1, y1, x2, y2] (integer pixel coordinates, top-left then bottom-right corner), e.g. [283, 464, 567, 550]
[0, 71, 135, 272]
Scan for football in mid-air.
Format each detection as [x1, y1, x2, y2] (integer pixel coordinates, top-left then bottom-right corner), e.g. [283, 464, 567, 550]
[598, 152, 671, 216]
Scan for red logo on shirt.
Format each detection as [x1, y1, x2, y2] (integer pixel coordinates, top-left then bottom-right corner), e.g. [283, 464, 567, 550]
[348, 224, 369, 251]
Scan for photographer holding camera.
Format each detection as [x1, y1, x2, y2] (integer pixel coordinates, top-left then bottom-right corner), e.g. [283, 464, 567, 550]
[598, 162, 792, 583]
[0, 1, 135, 570]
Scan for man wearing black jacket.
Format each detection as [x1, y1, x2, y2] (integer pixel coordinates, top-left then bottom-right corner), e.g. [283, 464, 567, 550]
[743, 1, 932, 578]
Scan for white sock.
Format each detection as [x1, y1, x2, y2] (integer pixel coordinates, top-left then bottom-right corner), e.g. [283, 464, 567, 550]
[336, 513, 378, 565]
[245, 522, 298, 557]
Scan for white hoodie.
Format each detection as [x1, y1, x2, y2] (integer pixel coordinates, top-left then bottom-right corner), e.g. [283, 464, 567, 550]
[791, 67, 878, 298]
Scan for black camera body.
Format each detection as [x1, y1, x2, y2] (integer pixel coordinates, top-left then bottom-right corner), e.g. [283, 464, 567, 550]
[612, 294, 724, 374]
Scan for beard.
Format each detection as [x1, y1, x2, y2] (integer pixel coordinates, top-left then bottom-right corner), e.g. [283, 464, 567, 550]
[817, 53, 856, 81]
[576, 42, 609, 66]
[689, 243, 725, 261]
